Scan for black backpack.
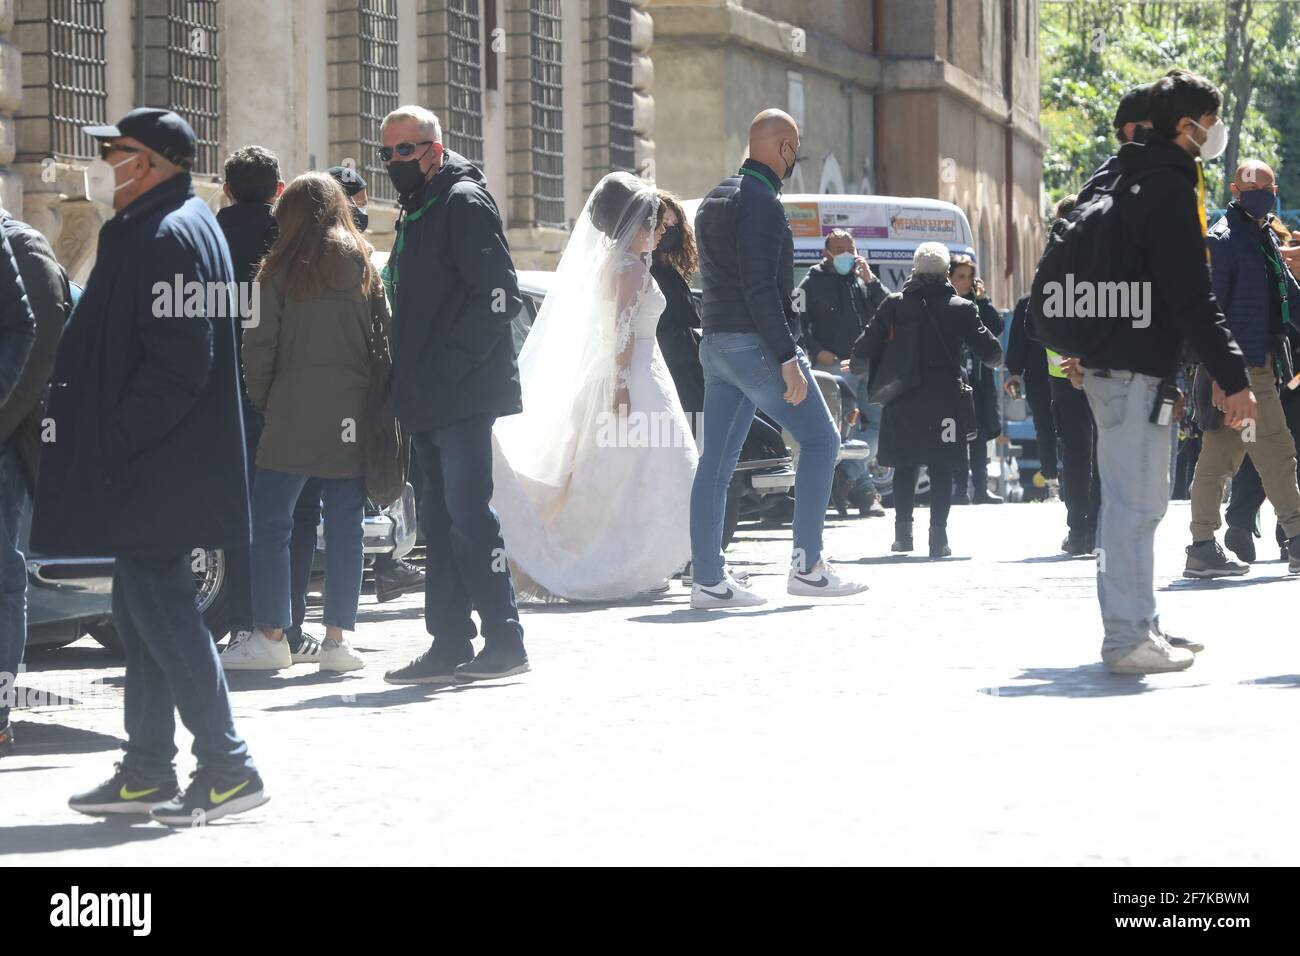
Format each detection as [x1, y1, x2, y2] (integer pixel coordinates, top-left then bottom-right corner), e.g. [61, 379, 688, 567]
[1029, 167, 1161, 356]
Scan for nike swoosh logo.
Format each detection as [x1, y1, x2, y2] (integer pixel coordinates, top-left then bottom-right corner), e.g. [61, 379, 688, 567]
[210, 780, 251, 805]
[796, 576, 829, 588]
[119, 784, 160, 800]
[701, 586, 734, 600]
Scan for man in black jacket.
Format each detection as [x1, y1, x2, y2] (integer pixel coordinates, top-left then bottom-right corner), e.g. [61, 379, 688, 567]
[0, 222, 36, 757]
[1068, 71, 1253, 674]
[33, 108, 265, 822]
[690, 108, 866, 605]
[797, 228, 889, 515]
[377, 106, 527, 685]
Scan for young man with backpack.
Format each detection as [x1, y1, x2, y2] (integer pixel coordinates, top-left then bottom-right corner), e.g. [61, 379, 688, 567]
[1036, 70, 1253, 674]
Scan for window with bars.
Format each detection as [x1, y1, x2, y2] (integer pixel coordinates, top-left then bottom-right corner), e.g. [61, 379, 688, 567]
[165, 0, 220, 175]
[528, 0, 564, 227]
[359, 0, 400, 201]
[446, 0, 484, 168]
[606, 0, 635, 175]
[47, 0, 109, 161]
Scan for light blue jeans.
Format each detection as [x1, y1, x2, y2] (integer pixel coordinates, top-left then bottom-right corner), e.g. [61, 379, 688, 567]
[1081, 369, 1170, 657]
[691, 331, 838, 585]
[813, 361, 878, 495]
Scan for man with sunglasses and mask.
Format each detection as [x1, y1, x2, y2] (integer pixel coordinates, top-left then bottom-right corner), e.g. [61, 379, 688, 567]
[32, 108, 266, 822]
[377, 105, 528, 686]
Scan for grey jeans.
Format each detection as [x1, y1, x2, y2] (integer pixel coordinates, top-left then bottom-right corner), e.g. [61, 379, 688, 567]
[1081, 369, 1171, 657]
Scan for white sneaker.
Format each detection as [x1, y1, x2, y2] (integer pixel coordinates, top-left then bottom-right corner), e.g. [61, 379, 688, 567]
[220, 629, 291, 671]
[788, 559, 868, 597]
[1103, 636, 1195, 675]
[319, 637, 365, 673]
[691, 570, 766, 608]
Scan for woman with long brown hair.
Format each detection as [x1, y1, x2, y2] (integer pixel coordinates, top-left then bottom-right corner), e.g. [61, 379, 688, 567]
[221, 171, 385, 673]
[650, 190, 705, 415]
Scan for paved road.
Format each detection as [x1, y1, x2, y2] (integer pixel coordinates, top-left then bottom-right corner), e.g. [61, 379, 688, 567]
[4, 498, 1298, 865]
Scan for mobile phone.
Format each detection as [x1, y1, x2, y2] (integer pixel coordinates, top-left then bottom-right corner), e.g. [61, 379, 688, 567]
[1149, 378, 1180, 425]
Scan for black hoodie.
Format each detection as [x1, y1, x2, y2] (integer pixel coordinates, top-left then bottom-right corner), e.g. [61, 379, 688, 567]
[388, 149, 522, 433]
[1078, 131, 1248, 395]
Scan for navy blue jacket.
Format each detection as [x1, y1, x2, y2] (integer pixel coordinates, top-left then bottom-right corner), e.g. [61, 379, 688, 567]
[31, 174, 250, 557]
[1206, 204, 1299, 368]
[388, 150, 522, 433]
[0, 225, 35, 413]
[695, 158, 799, 363]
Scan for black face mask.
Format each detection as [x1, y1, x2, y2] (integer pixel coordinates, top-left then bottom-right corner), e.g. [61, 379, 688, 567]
[386, 157, 429, 199]
[656, 224, 682, 256]
[351, 205, 369, 232]
[1130, 124, 1150, 145]
[780, 142, 797, 181]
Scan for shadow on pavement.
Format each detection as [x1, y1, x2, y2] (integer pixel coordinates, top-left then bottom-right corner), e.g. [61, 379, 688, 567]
[7, 720, 122, 756]
[0, 819, 174, 855]
[843, 555, 973, 565]
[1001, 554, 1093, 564]
[626, 604, 821, 624]
[353, 604, 427, 624]
[1240, 674, 1300, 689]
[21, 645, 123, 672]
[223, 670, 363, 693]
[978, 665, 1204, 698]
[262, 680, 522, 712]
[1161, 575, 1298, 592]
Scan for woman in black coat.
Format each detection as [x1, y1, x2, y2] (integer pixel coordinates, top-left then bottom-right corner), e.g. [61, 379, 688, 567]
[948, 259, 1005, 503]
[851, 243, 1002, 557]
[649, 191, 704, 414]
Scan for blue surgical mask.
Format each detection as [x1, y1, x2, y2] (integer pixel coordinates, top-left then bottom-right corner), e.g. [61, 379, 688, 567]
[832, 252, 855, 276]
[1238, 188, 1275, 221]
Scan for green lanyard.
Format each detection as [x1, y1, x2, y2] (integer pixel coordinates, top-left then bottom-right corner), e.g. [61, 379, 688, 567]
[738, 165, 779, 194]
[1263, 240, 1291, 329]
[381, 194, 439, 305]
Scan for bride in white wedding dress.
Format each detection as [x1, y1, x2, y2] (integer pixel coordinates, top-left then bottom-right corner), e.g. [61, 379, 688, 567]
[490, 172, 698, 601]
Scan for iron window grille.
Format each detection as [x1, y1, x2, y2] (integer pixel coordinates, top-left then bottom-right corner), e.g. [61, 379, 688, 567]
[47, 0, 109, 161]
[528, 0, 564, 228]
[165, 0, 220, 176]
[360, 0, 400, 201]
[446, 0, 484, 168]
[606, 0, 635, 175]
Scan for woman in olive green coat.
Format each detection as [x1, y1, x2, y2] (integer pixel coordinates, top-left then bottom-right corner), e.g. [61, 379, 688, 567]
[223, 171, 387, 674]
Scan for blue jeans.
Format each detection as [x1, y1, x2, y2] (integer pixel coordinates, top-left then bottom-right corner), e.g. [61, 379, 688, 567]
[251, 468, 365, 631]
[813, 362, 873, 495]
[289, 479, 324, 629]
[1081, 369, 1169, 657]
[112, 552, 255, 780]
[0, 443, 27, 727]
[412, 416, 522, 650]
[691, 332, 838, 584]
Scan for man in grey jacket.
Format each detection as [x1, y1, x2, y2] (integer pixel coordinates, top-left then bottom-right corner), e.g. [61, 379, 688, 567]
[689, 109, 866, 607]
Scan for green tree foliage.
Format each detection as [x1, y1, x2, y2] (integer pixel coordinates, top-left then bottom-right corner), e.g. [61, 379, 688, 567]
[1041, 1, 1300, 217]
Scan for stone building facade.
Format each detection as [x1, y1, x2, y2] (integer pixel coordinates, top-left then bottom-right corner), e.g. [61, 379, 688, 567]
[647, 0, 1045, 308]
[2, 0, 656, 280]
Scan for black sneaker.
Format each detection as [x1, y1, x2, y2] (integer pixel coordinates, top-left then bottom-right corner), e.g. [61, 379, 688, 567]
[69, 762, 180, 816]
[971, 489, 1004, 505]
[384, 645, 473, 685]
[375, 558, 426, 603]
[1063, 531, 1091, 557]
[0, 722, 13, 758]
[1287, 536, 1300, 574]
[928, 527, 951, 559]
[454, 643, 530, 682]
[1183, 540, 1249, 579]
[1084, 529, 1097, 555]
[150, 766, 269, 827]
[1224, 526, 1256, 564]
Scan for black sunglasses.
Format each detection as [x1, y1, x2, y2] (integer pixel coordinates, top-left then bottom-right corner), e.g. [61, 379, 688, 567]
[99, 142, 142, 161]
[379, 140, 434, 163]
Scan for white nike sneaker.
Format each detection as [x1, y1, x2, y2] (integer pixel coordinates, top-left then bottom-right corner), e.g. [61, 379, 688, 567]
[319, 637, 365, 673]
[690, 570, 767, 608]
[220, 629, 291, 671]
[788, 559, 868, 597]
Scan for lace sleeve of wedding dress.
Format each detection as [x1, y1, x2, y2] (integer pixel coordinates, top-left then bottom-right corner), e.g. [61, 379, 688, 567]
[613, 253, 652, 395]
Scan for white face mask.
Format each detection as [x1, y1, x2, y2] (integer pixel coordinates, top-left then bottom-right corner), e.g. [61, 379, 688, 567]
[84, 154, 138, 207]
[1189, 118, 1228, 161]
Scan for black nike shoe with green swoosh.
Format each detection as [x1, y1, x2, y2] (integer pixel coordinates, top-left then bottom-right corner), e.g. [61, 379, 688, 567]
[69, 762, 180, 816]
[150, 767, 269, 827]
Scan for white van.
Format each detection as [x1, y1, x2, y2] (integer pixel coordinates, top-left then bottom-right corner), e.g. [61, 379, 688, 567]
[682, 193, 976, 289]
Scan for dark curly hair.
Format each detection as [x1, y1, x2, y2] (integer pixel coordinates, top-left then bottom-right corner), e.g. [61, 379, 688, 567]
[223, 145, 281, 204]
[590, 171, 656, 241]
[652, 190, 698, 279]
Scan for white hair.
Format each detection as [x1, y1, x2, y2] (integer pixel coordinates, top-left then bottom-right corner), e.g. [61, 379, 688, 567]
[381, 105, 442, 143]
[912, 241, 951, 276]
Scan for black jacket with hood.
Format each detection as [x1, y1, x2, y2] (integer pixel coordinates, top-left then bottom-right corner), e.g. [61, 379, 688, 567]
[387, 149, 522, 433]
[797, 260, 889, 360]
[1077, 131, 1248, 394]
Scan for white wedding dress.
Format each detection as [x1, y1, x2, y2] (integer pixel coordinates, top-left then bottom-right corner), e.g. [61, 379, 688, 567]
[490, 180, 698, 602]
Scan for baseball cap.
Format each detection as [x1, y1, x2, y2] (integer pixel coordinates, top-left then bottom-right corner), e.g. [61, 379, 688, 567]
[84, 108, 197, 169]
[328, 165, 368, 197]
